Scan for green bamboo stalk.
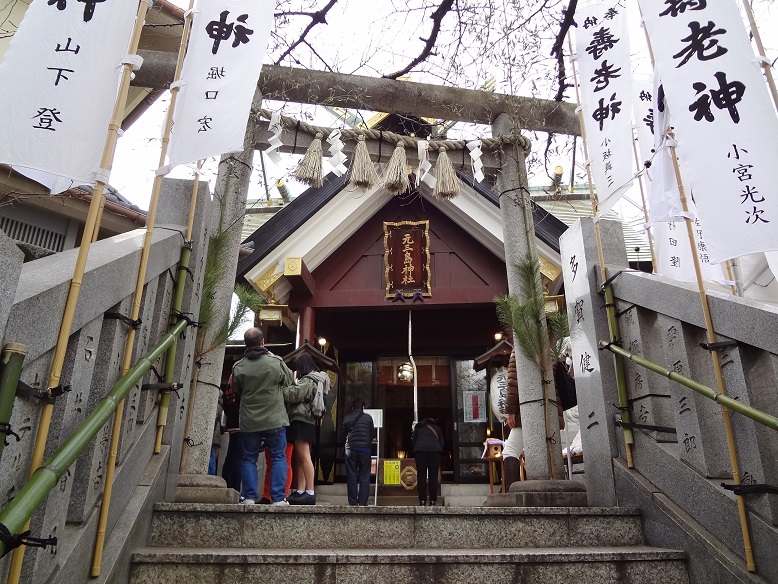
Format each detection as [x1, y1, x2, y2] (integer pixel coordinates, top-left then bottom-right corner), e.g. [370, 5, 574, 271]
[0, 344, 27, 462]
[602, 284, 634, 449]
[0, 318, 189, 556]
[599, 340, 778, 431]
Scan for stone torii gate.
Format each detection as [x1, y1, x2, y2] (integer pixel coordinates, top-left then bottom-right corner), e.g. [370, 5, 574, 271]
[133, 52, 580, 481]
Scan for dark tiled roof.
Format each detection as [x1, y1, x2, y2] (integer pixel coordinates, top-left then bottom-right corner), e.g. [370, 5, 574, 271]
[457, 171, 567, 253]
[236, 173, 349, 281]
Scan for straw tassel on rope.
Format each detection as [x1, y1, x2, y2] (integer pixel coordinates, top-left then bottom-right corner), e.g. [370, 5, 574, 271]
[294, 131, 324, 188]
[432, 145, 460, 199]
[383, 140, 410, 195]
[348, 134, 379, 189]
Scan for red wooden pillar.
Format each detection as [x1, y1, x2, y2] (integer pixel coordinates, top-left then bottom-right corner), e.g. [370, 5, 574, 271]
[298, 305, 315, 346]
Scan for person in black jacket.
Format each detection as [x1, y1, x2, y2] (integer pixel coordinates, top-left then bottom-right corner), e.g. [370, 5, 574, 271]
[220, 375, 242, 492]
[343, 398, 375, 506]
[412, 417, 445, 506]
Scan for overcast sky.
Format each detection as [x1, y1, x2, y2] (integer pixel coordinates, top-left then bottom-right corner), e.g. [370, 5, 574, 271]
[110, 0, 778, 220]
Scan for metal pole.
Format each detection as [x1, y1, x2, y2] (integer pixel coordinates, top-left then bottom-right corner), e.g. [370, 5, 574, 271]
[0, 319, 189, 559]
[0, 344, 27, 462]
[567, 34, 634, 467]
[409, 310, 417, 425]
[6, 2, 151, 581]
[630, 131, 657, 271]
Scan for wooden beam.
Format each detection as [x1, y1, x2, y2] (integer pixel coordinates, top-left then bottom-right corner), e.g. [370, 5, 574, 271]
[134, 50, 580, 136]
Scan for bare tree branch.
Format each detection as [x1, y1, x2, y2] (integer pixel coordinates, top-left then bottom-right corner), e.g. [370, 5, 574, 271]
[274, 0, 339, 66]
[382, 0, 455, 79]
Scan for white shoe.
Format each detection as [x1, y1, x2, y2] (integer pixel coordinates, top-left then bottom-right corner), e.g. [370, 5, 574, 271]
[271, 499, 290, 506]
[243, 499, 255, 505]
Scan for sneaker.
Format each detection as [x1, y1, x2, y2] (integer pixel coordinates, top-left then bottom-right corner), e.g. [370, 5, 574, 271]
[243, 499, 255, 505]
[289, 492, 316, 505]
[418, 501, 426, 506]
[287, 491, 305, 503]
[271, 499, 290, 506]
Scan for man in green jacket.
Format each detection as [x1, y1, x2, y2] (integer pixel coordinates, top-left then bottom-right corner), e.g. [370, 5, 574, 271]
[232, 327, 294, 505]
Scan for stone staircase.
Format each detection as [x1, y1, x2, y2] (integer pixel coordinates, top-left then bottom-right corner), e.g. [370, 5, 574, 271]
[313, 482, 491, 507]
[129, 502, 689, 583]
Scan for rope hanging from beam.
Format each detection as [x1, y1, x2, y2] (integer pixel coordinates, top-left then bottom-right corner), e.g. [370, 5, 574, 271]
[256, 107, 532, 155]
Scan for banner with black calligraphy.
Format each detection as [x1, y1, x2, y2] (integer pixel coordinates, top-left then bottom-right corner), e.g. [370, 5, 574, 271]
[574, 3, 634, 218]
[653, 215, 725, 284]
[633, 79, 723, 284]
[167, 0, 274, 168]
[0, 0, 137, 185]
[639, 0, 778, 263]
[383, 221, 431, 299]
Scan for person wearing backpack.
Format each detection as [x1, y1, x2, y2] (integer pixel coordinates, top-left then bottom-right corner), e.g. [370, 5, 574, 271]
[343, 398, 375, 506]
[283, 354, 329, 505]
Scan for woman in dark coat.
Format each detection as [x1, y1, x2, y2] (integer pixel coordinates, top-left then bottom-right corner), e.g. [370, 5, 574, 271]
[412, 418, 445, 506]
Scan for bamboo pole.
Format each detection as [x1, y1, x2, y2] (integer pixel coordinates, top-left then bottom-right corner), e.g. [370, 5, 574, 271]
[89, 2, 195, 575]
[668, 140, 755, 572]
[5, 2, 150, 582]
[638, 11, 755, 569]
[599, 341, 778, 430]
[168, 165, 203, 468]
[0, 344, 27, 462]
[91, 193, 106, 243]
[630, 132, 657, 271]
[567, 34, 634, 467]
[741, 0, 778, 112]
[0, 319, 190, 559]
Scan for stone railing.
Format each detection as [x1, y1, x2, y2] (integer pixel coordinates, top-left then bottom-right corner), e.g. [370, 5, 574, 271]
[560, 218, 778, 584]
[0, 179, 210, 584]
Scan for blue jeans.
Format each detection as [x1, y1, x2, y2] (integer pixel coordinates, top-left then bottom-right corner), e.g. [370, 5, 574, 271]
[208, 446, 219, 476]
[241, 427, 287, 502]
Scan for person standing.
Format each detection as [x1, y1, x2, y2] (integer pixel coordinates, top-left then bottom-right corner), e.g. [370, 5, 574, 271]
[220, 375, 243, 492]
[284, 354, 329, 505]
[412, 417, 444, 506]
[231, 327, 294, 505]
[343, 398, 375, 506]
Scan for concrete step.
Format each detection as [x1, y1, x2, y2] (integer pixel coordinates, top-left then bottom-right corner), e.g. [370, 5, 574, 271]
[314, 494, 442, 506]
[130, 546, 689, 584]
[440, 484, 491, 496]
[316, 483, 490, 506]
[443, 495, 488, 507]
[147, 503, 646, 550]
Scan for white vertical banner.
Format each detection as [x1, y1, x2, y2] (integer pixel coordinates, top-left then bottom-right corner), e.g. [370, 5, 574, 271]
[639, 0, 778, 263]
[645, 78, 686, 223]
[634, 80, 723, 283]
[632, 80, 655, 171]
[575, 3, 634, 217]
[168, 0, 274, 168]
[0, 0, 138, 185]
[653, 213, 725, 284]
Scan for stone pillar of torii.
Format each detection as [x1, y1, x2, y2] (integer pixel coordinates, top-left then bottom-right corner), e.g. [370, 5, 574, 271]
[135, 53, 579, 481]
